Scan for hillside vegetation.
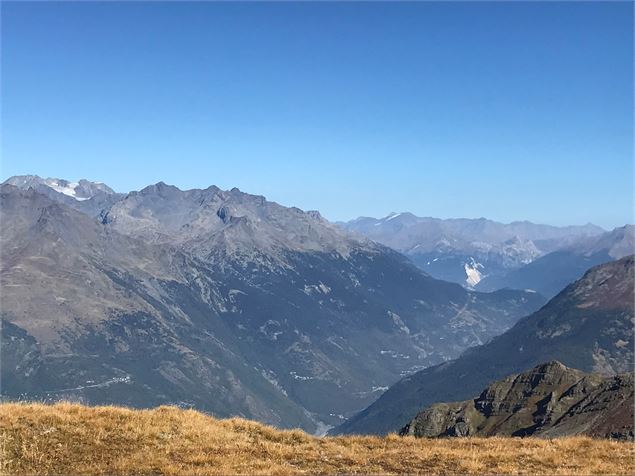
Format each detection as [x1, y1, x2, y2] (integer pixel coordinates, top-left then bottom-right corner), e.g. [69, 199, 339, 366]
[1, 403, 633, 475]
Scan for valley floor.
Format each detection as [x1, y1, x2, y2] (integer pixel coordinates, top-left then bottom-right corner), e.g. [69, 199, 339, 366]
[1, 402, 633, 475]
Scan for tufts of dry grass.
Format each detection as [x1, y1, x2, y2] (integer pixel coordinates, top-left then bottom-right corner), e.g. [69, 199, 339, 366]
[1, 402, 633, 475]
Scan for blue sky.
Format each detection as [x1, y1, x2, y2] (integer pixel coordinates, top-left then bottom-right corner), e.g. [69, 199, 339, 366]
[1, 1, 632, 228]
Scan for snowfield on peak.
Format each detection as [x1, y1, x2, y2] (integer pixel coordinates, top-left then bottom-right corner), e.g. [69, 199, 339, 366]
[3, 175, 116, 202]
[46, 180, 88, 200]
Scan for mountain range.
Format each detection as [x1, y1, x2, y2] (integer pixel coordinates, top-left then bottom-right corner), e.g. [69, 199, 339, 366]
[475, 225, 634, 297]
[331, 256, 634, 435]
[341, 213, 632, 297]
[0, 175, 545, 434]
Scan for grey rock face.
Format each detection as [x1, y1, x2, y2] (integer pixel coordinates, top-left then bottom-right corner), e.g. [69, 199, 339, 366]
[100, 182, 368, 263]
[0, 181, 544, 433]
[331, 256, 634, 436]
[401, 361, 633, 439]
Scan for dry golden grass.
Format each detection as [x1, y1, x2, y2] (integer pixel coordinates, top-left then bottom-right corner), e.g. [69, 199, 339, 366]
[1, 402, 633, 475]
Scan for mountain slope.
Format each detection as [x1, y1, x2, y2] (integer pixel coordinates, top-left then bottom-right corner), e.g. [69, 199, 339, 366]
[331, 256, 634, 435]
[400, 361, 633, 439]
[0, 181, 544, 432]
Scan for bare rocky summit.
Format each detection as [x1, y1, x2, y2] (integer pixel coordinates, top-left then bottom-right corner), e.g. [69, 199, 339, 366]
[400, 361, 633, 439]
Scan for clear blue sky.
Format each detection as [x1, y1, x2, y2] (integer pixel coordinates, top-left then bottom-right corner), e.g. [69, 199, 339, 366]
[1, 1, 632, 229]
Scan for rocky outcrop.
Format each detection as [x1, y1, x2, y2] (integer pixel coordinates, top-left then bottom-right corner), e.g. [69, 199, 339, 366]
[400, 361, 633, 439]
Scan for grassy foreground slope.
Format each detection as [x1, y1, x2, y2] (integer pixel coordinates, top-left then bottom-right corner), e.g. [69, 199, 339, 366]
[1, 403, 633, 475]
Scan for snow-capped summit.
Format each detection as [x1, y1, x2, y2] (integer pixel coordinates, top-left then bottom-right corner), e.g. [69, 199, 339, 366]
[3, 175, 115, 201]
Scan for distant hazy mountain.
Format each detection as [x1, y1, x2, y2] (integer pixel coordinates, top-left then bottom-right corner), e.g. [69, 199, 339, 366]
[476, 225, 635, 298]
[401, 361, 633, 439]
[0, 178, 544, 433]
[331, 256, 634, 436]
[340, 213, 605, 289]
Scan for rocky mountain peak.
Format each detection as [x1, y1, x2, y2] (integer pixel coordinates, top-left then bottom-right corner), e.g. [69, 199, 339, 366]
[103, 182, 375, 261]
[306, 210, 323, 221]
[474, 360, 585, 418]
[137, 181, 181, 197]
[400, 361, 633, 439]
[530, 359, 569, 374]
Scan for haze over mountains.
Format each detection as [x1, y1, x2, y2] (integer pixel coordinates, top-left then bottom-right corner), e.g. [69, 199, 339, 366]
[1, 175, 544, 433]
[342, 213, 633, 297]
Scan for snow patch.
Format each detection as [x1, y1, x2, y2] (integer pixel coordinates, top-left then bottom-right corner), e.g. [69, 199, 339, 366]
[44, 180, 90, 201]
[47, 180, 79, 198]
[464, 258, 485, 287]
[385, 212, 402, 221]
